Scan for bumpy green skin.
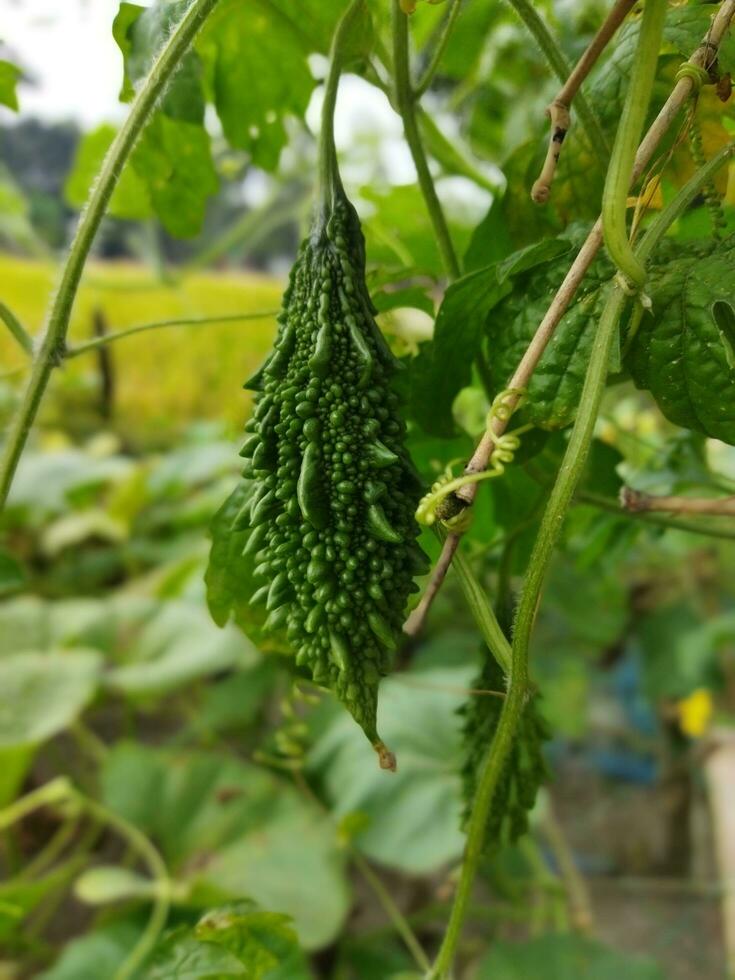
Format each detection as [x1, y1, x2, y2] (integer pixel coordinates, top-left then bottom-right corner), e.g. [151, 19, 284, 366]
[460, 653, 549, 848]
[236, 193, 426, 761]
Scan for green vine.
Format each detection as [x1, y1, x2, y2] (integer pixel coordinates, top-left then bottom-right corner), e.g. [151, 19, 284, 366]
[427, 140, 731, 980]
[601, 0, 667, 288]
[392, 0, 461, 280]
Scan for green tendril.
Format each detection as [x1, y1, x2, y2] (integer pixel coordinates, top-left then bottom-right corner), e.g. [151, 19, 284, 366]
[416, 389, 528, 528]
[675, 62, 710, 92]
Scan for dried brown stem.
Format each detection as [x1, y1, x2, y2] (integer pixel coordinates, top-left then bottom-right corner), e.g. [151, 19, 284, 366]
[532, 0, 636, 203]
[406, 0, 735, 638]
[621, 487, 735, 517]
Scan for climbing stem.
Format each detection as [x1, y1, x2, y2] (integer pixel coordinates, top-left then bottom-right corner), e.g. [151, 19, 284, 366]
[429, 136, 726, 976]
[429, 281, 627, 980]
[601, 0, 667, 287]
[392, 0, 460, 279]
[0, 0, 222, 512]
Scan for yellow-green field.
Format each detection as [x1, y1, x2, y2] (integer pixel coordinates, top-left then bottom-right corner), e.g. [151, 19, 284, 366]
[0, 253, 282, 440]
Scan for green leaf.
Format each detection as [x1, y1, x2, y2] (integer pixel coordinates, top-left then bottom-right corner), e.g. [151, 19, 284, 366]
[114, 0, 205, 121]
[463, 195, 514, 273]
[308, 658, 480, 874]
[105, 601, 259, 696]
[460, 651, 549, 851]
[149, 904, 314, 980]
[0, 59, 21, 111]
[410, 238, 571, 435]
[205, 482, 274, 642]
[197, 0, 315, 171]
[0, 164, 43, 254]
[627, 238, 735, 445]
[147, 930, 249, 978]
[639, 603, 719, 701]
[111, 3, 144, 101]
[131, 114, 218, 238]
[0, 549, 26, 596]
[64, 124, 153, 221]
[110, 0, 217, 236]
[38, 920, 142, 980]
[0, 860, 83, 944]
[0, 650, 101, 748]
[101, 744, 350, 949]
[475, 934, 664, 979]
[360, 183, 474, 279]
[484, 225, 613, 430]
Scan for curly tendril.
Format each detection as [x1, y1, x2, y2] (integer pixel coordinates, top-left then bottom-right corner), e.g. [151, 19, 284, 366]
[416, 389, 529, 528]
[675, 62, 711, 92]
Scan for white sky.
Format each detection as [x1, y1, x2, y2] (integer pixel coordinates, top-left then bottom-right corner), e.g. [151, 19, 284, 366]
[1, 0, 492, 215]
[3, 0, 127, 126]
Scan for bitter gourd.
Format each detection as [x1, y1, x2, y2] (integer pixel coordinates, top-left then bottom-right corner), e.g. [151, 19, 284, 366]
[233, 188, 426, 767]
[460, 651, 549, 847]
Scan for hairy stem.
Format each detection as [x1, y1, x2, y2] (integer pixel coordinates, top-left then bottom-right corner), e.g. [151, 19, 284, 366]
[393, 0, 460, 280]
[65, 311, 278, 358]
[430, 282, 627, 980]
[0, 0, 222, 512]
[601, 0, 667, 287]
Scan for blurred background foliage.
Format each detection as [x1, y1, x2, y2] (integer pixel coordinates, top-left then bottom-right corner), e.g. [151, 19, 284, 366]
[2, 0, 735, 977]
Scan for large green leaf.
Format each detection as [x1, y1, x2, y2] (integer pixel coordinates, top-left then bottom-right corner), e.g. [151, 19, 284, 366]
[626, 238, 735, 445]
[64, 124, 153, 220]
[38, 921, 142, 980]
[0, 593, 257, 697]
[483, 226, 613, 430]
[148, 903, 312, 980]
[105, 600, 258, 695]
[0, 650, 101, 747]
[197, 1, 316, 171]
[475, 934, 664, 979]
[409, 238, 571, 435]
[101, 744, 350, 949]
[110, 0, 217, 236]
[308, 655, 480, 874]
